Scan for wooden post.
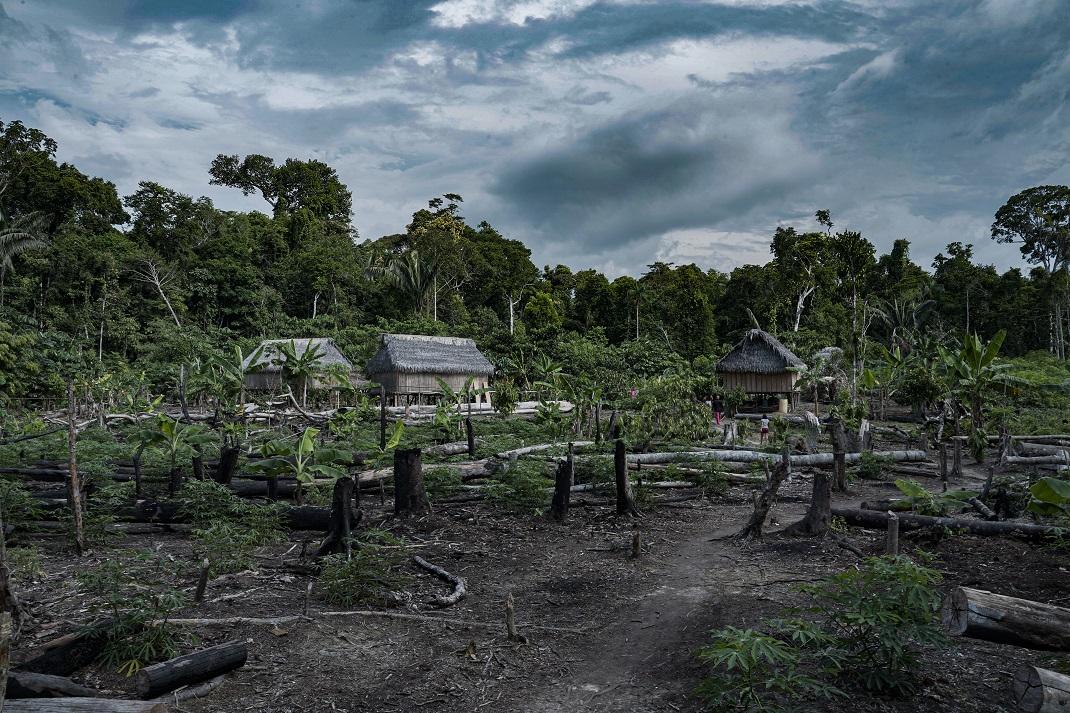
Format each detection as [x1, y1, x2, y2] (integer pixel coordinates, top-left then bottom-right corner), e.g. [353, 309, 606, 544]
[379, 388, 387, 451]
[549, 458, 571, 522]
[193, 558, 210, 604]
[939, 443, 948, 485]
[393, 448, 430, 517]
[885, 511, 899, 556]
[781, 442, 792, 477]
[953, 438, 963, 481]
[594, 403, 602, 445]
[465, 417, 476, 458]
[266, 474, 279, 501]
[607, 410, 619, 441]
[614, 439, 638, 517]
[631, 530, 641, 559]
[0, 611, 10, 709]
[66, 382, 86, 555]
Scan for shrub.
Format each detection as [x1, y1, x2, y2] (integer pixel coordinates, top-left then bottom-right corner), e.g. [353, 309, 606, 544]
[0, 477, 42, 528]
[696, 626, 843, 712]
[318, 529, 409, 606]
[486, 460, 553, 513]
[697, 557, 945, 710]
[77, 550, 188, 676]
[797, 556, 946, 694]
[7, 546, 43, 580]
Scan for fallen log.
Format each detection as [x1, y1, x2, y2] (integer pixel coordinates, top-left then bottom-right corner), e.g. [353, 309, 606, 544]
[495, 442, 593, 460]
[424, 440, 479, 456]
[7, 671, 97, 699]
[968, 497, 998, 521]
[942, 587, 1070, 651]
[859, 499, 913, 512]
[1004, 454, 1070, 466]
[135, 640, 246, 699]
[1014, 664, 1070, 713]
[14, 624, 112, 676]
[4, 699, 167, 712]
[889, 465, 940, 479]
[626, 449, 928, 467]
[412, 556, 467, 607]
[833, 508, 1064, 541]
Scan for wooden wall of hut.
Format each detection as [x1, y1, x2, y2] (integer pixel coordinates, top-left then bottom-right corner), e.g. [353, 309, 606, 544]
[372, 372, 490, 398]
[720, 371, 798, 395]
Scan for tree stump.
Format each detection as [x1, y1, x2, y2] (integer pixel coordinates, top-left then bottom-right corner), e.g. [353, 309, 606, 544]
[316, 476, 359, 557]
[214, 445, 240, 485]
[394, 449, 430, 517]
[465, 418, 476, 458]
[614, 440, 638, 517]
[734, 462, 788, 540]
[548, 458, 572, 522]
[885, 511, 899, 556]
[784, 468, 831, 537]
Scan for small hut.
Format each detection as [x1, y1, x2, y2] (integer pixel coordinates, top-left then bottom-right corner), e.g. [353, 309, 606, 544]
[366, 334, 495, 406]
[243, 338, 358, 392]
[716, 329, 805, 410]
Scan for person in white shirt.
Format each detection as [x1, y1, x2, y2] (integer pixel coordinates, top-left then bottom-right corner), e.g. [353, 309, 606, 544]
[759, 415, 770, 445]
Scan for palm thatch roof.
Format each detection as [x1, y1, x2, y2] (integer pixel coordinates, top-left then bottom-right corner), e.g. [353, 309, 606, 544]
[243, 338, 353, 373]
[716, 329, 805, 374]
[366, 334, 495, 376]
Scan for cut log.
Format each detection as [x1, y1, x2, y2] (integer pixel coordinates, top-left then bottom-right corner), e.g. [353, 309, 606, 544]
[4, 699, 168, 712]
[135, 640, 246, 699]
[15, 623, 112, 676]
[7, 671, 97, 699]
[859, 499, 913, 512]
[1014, 665, 1070, 713]
[942, 587, 1070, 651]
[495, 442, 593, 460]
[412, 556, 467, 607]
[834, 509, 1064, 541]
[625, 449, 928, 466]
[423, 441, 476, 457]
[968, 497, 998, 521]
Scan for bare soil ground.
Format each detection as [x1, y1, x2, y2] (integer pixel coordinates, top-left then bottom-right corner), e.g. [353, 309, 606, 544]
[11, 461, 1070, 713]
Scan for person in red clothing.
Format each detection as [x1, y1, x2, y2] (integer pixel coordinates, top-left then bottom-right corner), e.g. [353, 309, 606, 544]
[759, 414, 770, 445]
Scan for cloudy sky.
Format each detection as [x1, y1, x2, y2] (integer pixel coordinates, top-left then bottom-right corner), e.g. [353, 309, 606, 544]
[1, 0, 1067, 276]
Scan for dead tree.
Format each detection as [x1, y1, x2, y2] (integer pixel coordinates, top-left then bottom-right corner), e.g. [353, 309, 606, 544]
[393, 448, 430, 517]
[614, 439, 639, 517]
[829, 418, 848, 492]
[66, 382, 86, 555]
[733, 462, 788, 540]
[131, 259, 181, 327]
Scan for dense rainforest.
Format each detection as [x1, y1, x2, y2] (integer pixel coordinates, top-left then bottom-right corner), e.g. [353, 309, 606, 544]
[1, 117, 1069, 414]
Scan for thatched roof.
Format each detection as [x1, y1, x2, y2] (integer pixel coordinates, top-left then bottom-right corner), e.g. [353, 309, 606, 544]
[366, 334, 495, 376]
[243, 338, 353, 373]
[716, 329, 805, 374]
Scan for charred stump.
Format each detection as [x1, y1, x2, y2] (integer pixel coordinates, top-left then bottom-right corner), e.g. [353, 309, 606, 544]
[614, 439, 639, 517]
[394, 448, 430, 517]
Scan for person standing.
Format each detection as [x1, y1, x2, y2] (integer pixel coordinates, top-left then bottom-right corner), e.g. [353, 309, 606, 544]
[712, 396, 724, 426]
[759, 414, 770, 445]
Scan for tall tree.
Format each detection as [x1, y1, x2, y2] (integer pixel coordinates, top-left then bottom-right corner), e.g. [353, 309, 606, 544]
[209, 154, 353, 226]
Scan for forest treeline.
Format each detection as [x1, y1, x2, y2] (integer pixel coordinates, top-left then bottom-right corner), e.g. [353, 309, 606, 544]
[0, 117, 1068, 402]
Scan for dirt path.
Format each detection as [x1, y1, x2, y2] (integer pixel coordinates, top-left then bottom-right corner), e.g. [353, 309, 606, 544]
[510, 507, 772, 713]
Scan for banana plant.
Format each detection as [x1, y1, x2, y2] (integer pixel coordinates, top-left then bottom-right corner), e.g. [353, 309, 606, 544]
[140, 416, 215, 495]
[248, 427, 351, 503]
[273, 339, 326, 407]
[938, 330, 1024, 432]
[210, 344, 265, 412]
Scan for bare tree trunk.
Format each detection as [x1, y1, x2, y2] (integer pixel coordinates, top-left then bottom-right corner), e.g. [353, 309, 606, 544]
[394, 448, 430, 517]
[66, 382, 86, 555]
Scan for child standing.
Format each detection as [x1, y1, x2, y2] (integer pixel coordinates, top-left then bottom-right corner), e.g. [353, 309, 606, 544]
[759, 414, 770, 445]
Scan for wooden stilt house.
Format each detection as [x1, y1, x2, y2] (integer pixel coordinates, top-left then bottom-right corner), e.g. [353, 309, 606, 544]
[365, 334, 495, 406]
[716, 329, 805, 406]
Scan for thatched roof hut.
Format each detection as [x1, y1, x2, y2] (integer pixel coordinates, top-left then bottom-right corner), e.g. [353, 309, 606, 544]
[716, 329, 805, 395]
[243, 338, 357, 391]
[366, 334, 495, 403]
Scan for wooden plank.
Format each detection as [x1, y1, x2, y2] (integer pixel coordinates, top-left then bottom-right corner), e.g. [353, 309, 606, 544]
[4, 699, 168, 712]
